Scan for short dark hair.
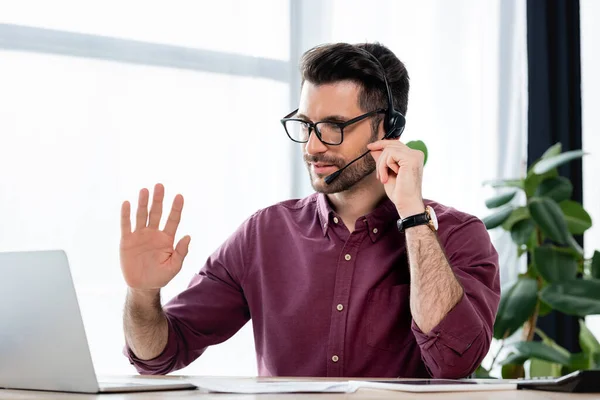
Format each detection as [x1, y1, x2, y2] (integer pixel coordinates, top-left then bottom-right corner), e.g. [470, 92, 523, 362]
[300, 42, 410, 124]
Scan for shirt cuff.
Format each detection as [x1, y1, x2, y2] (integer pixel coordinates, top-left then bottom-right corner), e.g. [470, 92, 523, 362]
[411, 293, 484, 355]
[123, 316, 179, 375]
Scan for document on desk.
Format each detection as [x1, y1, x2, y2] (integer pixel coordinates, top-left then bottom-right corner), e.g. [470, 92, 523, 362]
[192, 378, 350, 394]
[192, 378, 517, 394]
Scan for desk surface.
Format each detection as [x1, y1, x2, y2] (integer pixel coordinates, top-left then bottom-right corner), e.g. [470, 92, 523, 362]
[1, 376, 597, 399]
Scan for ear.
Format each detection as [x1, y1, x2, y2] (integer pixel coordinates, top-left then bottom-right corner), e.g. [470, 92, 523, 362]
[377, 118, 387, 141]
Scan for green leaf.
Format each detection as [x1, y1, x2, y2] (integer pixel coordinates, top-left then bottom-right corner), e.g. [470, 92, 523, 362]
[528, 197, 570, 244]
[502, 207, 530, 231]
[566, 235, 585, 257]
[592, 251, 600, 280]
[540, 280, 600, 316]
[533, 150, 587, 175]
[518, 245, 529, 259]
[538, 298, 553, 317]
[474, 365, 492, 378]
[483, 179, 524, 189]
[530, 331, 570, 377]
[511, 219, 536, 246]
[535, 177, 573, 203]
[530, 358, 563, 378]
[533, 246, 578, 283]
[494, 278, 538, 339]
[579, 320, 600, 355]
[485, 191, 517, 209]
[501, 363, 524, 379]
[524, 168, 558, 198]
[560, 200, 593, 235]
[501, 353, 528, 365]
[483, 207, 514, 230]
[566, 352, 592, 371]
[541, 143, 562, 159]
[510, 341, 571, 365]
[406, 140, 428, 166]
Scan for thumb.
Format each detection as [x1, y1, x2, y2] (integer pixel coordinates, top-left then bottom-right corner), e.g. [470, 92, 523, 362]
[172, 235, 191, 265]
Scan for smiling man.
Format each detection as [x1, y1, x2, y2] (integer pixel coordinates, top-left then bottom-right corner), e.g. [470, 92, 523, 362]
[120, 42, 500, 378]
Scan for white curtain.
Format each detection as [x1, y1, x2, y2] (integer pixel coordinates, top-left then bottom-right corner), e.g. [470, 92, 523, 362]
[0, 0, 528, 376]
[581, 0, 600, 339]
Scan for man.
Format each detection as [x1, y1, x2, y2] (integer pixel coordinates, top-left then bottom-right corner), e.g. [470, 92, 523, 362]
[120, 42, 500, 378]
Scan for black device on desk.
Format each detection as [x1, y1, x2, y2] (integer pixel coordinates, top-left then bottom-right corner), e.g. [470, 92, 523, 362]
[517, 370, 600, 393]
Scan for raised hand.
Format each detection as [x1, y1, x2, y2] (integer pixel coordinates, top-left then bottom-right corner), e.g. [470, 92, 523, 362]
[120, 183, 191, 291]
[367, 139, 426, 219]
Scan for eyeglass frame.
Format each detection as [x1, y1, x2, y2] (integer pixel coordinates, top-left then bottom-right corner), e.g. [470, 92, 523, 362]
[280, 108, 386, 146]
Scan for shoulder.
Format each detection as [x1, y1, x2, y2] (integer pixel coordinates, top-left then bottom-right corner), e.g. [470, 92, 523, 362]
[425, 199, 490, 243]
[247, 193, 319, 225]
[425, 199, 480, 228]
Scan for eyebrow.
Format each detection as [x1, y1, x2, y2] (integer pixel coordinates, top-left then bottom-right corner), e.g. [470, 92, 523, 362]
[295, 113, 349, 123]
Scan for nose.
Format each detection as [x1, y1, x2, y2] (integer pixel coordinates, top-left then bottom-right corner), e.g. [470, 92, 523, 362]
[304, 128, 328, 156]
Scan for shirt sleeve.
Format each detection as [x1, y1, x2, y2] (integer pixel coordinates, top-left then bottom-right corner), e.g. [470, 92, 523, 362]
[123, 216, 254, 375]
[411, 216, 501, 379]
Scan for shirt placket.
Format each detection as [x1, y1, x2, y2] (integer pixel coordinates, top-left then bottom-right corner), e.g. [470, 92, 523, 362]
[326, 228, 364, 377]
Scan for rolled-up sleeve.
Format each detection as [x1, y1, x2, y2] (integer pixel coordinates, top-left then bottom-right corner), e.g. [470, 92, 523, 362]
[411, 217, 501, 378]
[123, 216, 254, 375]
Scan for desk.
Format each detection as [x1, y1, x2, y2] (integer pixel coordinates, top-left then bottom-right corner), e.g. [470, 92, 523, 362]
[0, 376, 597, 399]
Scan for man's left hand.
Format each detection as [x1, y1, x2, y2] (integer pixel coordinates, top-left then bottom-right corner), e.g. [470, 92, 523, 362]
[367, 139, 425, 219]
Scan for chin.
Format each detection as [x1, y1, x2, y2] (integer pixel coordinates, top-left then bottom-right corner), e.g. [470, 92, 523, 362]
[308, 175, 328, 193]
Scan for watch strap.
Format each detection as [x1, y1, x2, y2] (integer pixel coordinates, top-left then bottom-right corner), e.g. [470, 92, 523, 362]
[397, 212, 430, 232]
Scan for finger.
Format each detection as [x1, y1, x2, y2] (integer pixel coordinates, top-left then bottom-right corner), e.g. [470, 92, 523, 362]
[386, 154, 400, 175]
[369, 149, 382, 180]
[163, 194, 184, 237]
[121, 201, 131, 237]
[367, 141, 387, 151]
[368, 139, 410, 152]
[172, 235, 191, 267]
[135, 188, 150, 231]
[377, 150, 389, 184]
[148, 183, 165, 229]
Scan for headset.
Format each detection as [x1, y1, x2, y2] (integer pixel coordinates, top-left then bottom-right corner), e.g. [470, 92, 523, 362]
[357, 46, 406, 139]
[324, 46, 406, 185]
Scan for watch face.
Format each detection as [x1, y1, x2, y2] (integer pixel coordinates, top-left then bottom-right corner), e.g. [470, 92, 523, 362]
[427, 206, 439, 231]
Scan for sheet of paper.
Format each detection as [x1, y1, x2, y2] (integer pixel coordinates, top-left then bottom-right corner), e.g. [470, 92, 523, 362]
[191, 378, 352, 394]
[348, 380, 517, 393]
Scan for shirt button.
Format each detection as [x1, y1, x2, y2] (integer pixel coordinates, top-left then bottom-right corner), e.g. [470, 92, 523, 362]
[373, 228, 378, 234]
[331, 355, 339, 363]
[333, 217, 339, 224]
[344, 254, 351, 261]
[336, 304, 344, 311]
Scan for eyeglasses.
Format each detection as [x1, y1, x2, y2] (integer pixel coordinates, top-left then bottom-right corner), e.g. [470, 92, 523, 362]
[280, 108, 386, 146]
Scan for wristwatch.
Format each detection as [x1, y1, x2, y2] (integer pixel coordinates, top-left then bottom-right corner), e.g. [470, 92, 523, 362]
[397, 205, 438, 232]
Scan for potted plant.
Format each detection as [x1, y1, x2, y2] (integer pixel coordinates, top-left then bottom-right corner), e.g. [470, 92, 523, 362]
[478, 143, 600, 379]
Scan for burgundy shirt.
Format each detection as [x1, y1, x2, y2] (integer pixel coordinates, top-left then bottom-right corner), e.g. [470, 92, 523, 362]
[126, 193, 500, 378]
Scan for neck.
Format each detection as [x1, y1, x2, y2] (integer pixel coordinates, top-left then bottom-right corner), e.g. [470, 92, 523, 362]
[326, 172, 387, 227]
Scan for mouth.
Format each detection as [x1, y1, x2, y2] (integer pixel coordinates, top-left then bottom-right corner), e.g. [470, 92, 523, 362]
[311, 163, 337, 175]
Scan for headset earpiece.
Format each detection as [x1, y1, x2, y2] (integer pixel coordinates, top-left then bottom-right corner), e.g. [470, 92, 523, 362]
[383, 110, 406, 139]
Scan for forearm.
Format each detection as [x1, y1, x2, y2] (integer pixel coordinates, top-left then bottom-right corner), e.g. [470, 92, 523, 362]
[406, 225, 463, 334]
[123, 288, 169, 361]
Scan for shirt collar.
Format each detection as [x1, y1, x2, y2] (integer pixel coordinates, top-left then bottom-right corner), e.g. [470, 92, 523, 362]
[316, 193, 399, 241]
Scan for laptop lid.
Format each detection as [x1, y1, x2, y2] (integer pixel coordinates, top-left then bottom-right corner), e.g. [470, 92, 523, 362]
[0, 250, 101, 393]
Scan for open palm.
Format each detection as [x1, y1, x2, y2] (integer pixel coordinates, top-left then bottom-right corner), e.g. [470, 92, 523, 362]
[120, 184, 191, 290]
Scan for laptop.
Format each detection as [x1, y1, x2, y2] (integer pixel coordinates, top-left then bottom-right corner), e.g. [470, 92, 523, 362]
[0, 250, 196, 393]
